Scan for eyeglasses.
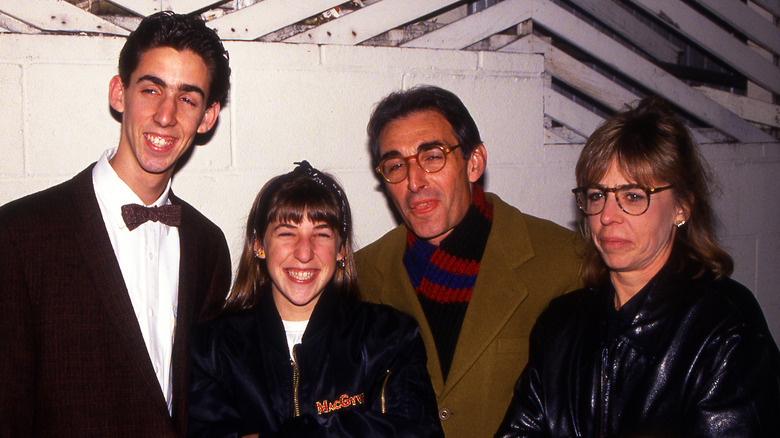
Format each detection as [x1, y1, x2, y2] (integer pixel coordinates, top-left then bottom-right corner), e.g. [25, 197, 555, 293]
[375, 144, 461, 184]
[572, 184, 673, 216]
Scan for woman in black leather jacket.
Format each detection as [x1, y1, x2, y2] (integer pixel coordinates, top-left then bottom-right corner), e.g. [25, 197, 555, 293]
[495, 97, 780, 438]
[188, 162, 442, 438]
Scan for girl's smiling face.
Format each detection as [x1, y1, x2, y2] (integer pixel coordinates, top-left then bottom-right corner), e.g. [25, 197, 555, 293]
[256, 214, 344, 321]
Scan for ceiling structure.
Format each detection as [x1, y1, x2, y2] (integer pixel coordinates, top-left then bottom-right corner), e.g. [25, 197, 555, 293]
[1, 0, 778, 143]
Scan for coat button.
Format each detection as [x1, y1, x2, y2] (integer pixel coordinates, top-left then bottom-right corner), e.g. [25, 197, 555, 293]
[439, 408, 450, 421]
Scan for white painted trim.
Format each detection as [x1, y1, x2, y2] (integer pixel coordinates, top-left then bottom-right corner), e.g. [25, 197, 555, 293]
[1, 0, 129, 35]
[629, 0, 780, 95]
[544, 88, 605, 138]
[575, 0, 682, 63]
[534, 0, 775, 143]
[209, 0, 343, 40]
[695, 86, 780, 128]
[402, 0, 535, 49]
[284, 0, 461, 45]
[692, 0, 780, 56]
[502, 34, 641, 112]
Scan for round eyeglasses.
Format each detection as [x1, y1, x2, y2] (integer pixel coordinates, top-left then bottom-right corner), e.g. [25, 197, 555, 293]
[375, 144, 461, 184]
[572, 184, 673, 216]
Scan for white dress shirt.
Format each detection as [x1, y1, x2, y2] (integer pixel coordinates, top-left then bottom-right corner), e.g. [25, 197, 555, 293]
[92, 148, 180, 414]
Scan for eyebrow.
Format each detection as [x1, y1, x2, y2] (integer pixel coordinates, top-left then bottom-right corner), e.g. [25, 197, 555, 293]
[379, 140, 446, 161]
[137, 74, 206, 99]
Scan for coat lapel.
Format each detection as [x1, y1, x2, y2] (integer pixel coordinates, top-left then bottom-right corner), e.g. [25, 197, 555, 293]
[441, 195, 532, 397]
[68, 167, 172, 417]
[170, 195, 201, 429]
[374, 226, 447, 395]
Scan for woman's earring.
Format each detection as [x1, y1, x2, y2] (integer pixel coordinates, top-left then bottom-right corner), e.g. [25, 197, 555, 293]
[675, 219, 686, 228]
[255, 248, 265, 258]
[337, 258, 346, 270]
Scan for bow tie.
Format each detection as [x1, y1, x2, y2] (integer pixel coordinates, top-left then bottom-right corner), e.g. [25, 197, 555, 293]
[121, 204, 182, 231]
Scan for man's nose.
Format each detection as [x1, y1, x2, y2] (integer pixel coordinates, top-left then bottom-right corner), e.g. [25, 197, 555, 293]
[154, 95, 177, 127]
[406, 159, 428, 192]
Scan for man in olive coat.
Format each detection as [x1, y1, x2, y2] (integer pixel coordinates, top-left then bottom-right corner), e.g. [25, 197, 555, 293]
[356, 85, 581, 437]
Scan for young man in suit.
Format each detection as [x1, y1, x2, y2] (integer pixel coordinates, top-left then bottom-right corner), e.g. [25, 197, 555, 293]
[0, 12, 232, 437]
[356, 85, 582, 437]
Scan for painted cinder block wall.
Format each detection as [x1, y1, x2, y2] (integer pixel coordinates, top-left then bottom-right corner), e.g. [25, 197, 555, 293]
[1, 34, 777, 342]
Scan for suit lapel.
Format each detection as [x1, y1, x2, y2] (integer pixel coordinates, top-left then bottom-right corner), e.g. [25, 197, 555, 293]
[442, 196, 532, 397]
[68, 166, 171, 417]
[169, 194, 200, 429]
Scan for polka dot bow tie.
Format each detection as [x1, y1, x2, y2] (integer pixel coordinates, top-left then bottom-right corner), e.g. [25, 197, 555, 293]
[121, 204, 182, 231]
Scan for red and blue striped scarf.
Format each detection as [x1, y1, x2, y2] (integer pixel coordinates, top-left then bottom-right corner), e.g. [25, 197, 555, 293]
[403, 184, 493, 378]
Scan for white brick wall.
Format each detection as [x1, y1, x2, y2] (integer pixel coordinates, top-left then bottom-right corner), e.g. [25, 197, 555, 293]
[1, 34, 777, 342]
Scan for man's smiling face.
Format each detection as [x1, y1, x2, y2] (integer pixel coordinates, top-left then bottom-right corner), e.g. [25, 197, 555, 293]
[109, 46, 219, 195]
[378, 110, 485, 246]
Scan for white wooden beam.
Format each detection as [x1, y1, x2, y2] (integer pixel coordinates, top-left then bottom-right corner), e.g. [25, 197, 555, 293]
[575, 0, 681, 63]
[106, 0, 165, 17]
[0, 11, 41, 33]
[209, 0, 343, 40]
[544, 88, 605, 138]
[168, 0, 225, 14]
[694, 86, 780, 128]
[107, 1, 224, 16]
[749, 0, 780, 17]
[284, 0, 460, 45]
[534, 0, 775, 143]
[0, 0, 129, 35]
[502, 34, 641, 112]
[691, 0, 780, 56]
[545, 127, 577, 145]
[402, 0, 535, 49]
[628, 0, 780, 95]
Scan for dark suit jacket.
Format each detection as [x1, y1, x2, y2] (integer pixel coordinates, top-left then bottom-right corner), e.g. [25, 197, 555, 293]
[0, 165, 232, 437]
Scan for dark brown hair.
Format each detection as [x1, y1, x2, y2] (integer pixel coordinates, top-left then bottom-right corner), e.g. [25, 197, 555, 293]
[366, 85, 482, 168]
[223, 162, 359, 314]
[118, 11, 231, 107]
[575, 96, 733, 287]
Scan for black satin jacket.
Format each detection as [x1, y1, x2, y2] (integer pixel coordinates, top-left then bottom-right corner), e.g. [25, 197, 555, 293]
[188, 286, 443, 438]
[495, 266, 780, 438]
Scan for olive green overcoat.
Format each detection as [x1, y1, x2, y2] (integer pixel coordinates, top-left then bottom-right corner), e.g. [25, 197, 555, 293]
[356, 193, 582, 437]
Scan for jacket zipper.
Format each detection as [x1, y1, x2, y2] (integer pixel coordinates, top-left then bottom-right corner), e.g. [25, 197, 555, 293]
[598, 343, 613, 438]
[380, 369, 391, 414]
[292, 344, 301, 417]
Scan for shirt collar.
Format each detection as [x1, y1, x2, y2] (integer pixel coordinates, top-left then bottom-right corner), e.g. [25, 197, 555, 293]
[92, 148, 173, 229]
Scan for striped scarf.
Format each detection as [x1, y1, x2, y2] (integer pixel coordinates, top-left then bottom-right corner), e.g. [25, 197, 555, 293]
[403, 184, 493, 378]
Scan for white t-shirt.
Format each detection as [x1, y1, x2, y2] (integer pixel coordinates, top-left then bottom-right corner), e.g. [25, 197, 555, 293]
[282, 319, 309, 358]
